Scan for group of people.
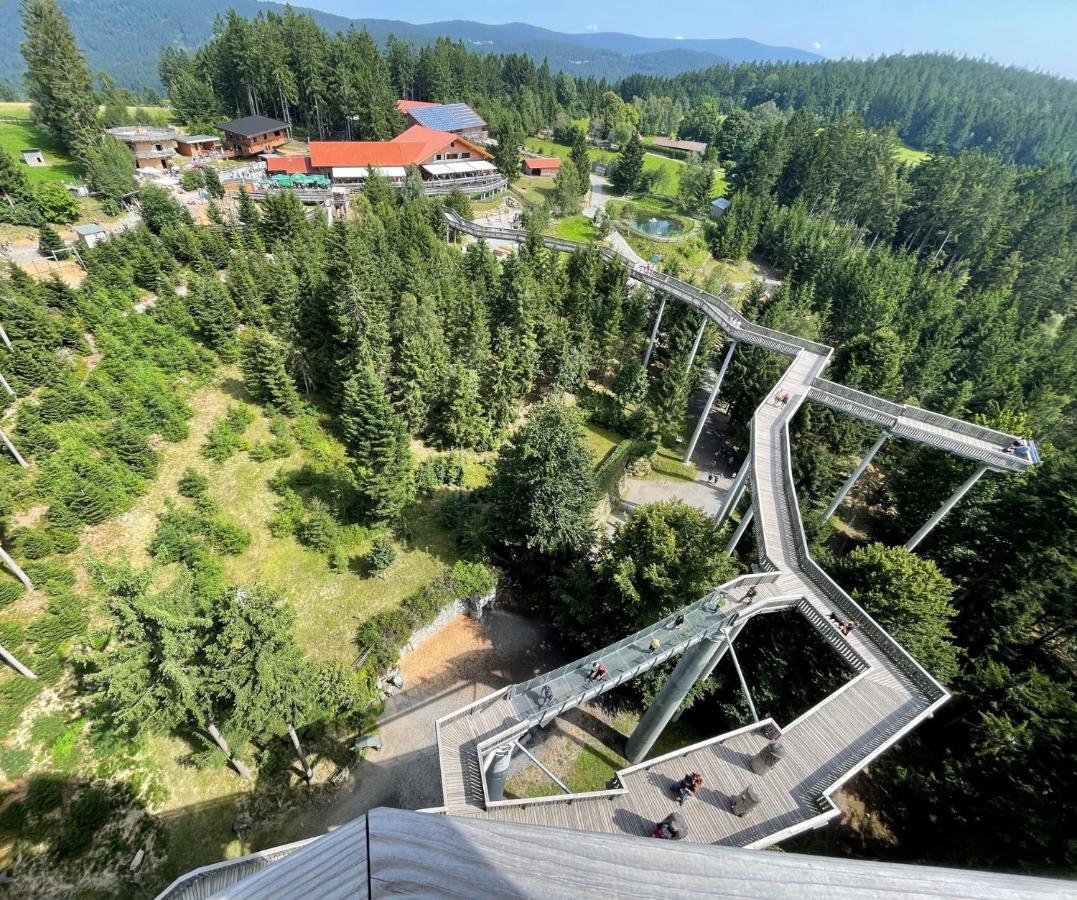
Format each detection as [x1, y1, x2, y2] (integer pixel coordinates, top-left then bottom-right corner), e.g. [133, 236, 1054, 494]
[1001, 437, 1032, 459]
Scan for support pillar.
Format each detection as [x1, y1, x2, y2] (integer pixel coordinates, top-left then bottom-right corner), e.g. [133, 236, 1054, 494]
[726, 633, 759, 722]
[726, 507, 754, 555]
[683, 340, 738, 464]
[823, 431, 888, 520]
[626, 636, 721, 763]
[715, 452, 750, 529]
[684, 319, 707, 373]
[641, 294, 667, 369]
[486, 743, 514, 801]
[905, 464, 989, 552]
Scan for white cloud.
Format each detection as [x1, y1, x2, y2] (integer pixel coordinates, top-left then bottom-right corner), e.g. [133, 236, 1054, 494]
[584, 23, 598, 32]
[812, 41, 823, 50]
[674, 35, 685, 40]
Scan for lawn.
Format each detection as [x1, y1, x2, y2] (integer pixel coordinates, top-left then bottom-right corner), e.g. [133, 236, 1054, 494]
[0, 101, 172, 123]
[550, 214, 599, 243]
[512, 173, 556, 206]
[0, 119, 81, 185]
[894, 139, 931, 165]
[646, 444, 697, 482]
[582, 421, 626, 465]
[525, 136, 697, 198]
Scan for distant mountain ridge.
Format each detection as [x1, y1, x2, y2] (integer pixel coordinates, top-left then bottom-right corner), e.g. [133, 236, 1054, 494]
[0, 0, 821, 91]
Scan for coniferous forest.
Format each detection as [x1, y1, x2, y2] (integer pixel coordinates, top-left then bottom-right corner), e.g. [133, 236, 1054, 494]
[0, 1, 1074, 891]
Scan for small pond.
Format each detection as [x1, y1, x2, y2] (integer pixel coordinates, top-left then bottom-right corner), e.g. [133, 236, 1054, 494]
[632, 215, 684, 237]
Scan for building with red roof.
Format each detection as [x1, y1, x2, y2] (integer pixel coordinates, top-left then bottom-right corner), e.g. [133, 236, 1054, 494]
[272, 126, 502, 196]
[523, 156, 561, 177]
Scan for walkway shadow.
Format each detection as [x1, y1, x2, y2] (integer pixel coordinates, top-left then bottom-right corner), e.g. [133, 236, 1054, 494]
[612, 808, 653, 837]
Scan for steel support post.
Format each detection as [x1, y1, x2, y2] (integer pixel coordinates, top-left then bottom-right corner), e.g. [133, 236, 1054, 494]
[905, 464, 989, 551]
[726, 507, 754, 555]
[823, 431, 889, 520]
[683, 340, 738, 464]
[725, 630, 759, 722]
[715, 452, 750, 528]
[485, 743, 514, 801]
[626, 636, 721, 763]
[684, 318, 707, 373]
[641, 294, 667, 369]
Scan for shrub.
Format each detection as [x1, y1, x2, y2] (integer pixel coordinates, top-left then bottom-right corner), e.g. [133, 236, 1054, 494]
[177, 467, 210, 498]
[180, 168, 205, 192]
[416, 452, 466, 492]
[45, 527, 79, 554]
[55, 787, 111, 858]
[13, 528, 54, 560]
[269, 488, 305, 538]
[202, 405, 255, 462]
[297, 498, 337, 552]
[24, 774, 64, 815]
[33, 183, 79, 224]
[0, 747, 33, 780]
[30, 713, 67, 748]
[206, 520, 251, 555]
[22, 561, 76, 591]
[365, 534, 396, 574]
[0, 581, 25, 609]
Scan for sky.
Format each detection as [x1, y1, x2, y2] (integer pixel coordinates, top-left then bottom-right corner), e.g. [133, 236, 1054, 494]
[306, 0, 1077, 78]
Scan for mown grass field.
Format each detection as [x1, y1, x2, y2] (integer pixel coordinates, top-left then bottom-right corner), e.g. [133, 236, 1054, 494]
[894, 139, 931, 165]
[0, 119, 81, 185]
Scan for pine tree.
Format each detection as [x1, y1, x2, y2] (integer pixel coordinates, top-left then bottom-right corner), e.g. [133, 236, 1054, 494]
[240, 328, 302, 415]
[237, 189, 261, 229]
[611, 132, 644, 195]
[19, 0, 100, 159]
[493, 128, 522, 183]
[434, 364, 492, 450]
[0, 147, 33, 200]
[187, 273, 239, 358]
[339, 366, 414, 522]
[83, 136, 136, 206]
[37, 223, 63, 256]
[569, 127, 591, 195]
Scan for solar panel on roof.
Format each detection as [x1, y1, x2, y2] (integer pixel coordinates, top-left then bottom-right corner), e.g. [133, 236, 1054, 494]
[443, 103, 485, 129]
[409, 106, 462, 131]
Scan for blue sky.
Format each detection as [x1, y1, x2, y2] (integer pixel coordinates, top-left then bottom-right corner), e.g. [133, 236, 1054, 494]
[308, 0, 1077, 77]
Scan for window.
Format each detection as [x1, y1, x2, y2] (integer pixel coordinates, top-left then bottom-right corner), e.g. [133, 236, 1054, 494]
[274, 130, 281, 137]
[435, 154, 443, 160]
[447, 153, 459, 160]
[461, 152, 471, 159]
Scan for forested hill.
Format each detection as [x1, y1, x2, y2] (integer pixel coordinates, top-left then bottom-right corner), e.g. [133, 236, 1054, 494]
[621, 54, 1077, 170]
[0, 0, 817, 90]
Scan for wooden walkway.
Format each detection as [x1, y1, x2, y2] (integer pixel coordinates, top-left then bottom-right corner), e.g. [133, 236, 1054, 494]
[427, 212, 979, 849]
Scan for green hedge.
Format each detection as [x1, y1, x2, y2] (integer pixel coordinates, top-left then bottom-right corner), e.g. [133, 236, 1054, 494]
[355, 561, 496, 674]
[595, 438, 656, 498]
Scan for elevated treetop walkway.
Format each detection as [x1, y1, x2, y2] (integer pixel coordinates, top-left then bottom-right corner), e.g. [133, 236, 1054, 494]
[426, 210, 1032, 849]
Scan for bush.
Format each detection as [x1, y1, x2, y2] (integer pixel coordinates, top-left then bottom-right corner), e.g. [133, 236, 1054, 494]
[297, 498, 337, 552]
[0, 580, 26, 609]
[55, 787, 111, 858]
[416, 452, 466, 492]
[0, 747, 33, 780]
[269, 487, 305, 538]
[33, 183, 79, 224]
[206, 520, 251, 555]
[202, 405, 255, 462]
[177, 467, 210, 498]
[45, 527, 79, 554]
[365, 534, 396, 574]
[180, 168, 205, 192]
[13, 528, 54, 560]
[24, 774, 64, 815]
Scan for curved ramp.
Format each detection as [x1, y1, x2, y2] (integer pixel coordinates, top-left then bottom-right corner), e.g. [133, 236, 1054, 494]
[430, 211, 1012, 848]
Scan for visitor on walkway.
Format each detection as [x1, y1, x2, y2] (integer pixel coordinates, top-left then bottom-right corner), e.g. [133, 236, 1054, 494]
[540, 684, 554, 707]
[669, 613, 686, 629]
[674, 772, 704, 805]
[649, 638, 661, 653]
[745, 586, 758, 601]
[839, 619, 859, 636]
[586, 660, 600, 679]
[593, 662, 608, 680]
[651, 812, 686, 840]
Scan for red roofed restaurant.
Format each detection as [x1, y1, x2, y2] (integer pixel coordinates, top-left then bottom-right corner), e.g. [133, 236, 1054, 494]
[266, 124, 503, 195]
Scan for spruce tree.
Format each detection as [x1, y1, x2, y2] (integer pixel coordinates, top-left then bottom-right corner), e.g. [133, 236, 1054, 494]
[339, 366, 414, 522]
[240, 328, 302, 415]
[569, 128, 591, 195]
[37, 223, 63, 256]
[187, 273, 239, 358]
[19, 0, 100, 159]
[0, 148, 33, 200]
[434, 364, 492, 450]
[83, 137, 136, 206]
[611, 132, 644, 195]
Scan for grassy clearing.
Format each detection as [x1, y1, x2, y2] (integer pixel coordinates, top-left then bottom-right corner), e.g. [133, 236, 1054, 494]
[525, 136, 692, 197]
[0, 120, 81, 185]
[894, 139, 931, 165]
[512, 174, 556, 206]
[646, 444, 696, 482]
[582, 421, 625, 464]
[550, 214, 599, 243]
[0, 101, 172, 123]
[79, 371, 463, 664]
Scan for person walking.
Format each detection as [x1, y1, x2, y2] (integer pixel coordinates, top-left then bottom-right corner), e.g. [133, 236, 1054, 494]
[540, 684, 554, 707]
[649, 638, 661, 653]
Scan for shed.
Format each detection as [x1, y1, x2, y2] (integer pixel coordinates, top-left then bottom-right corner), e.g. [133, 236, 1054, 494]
[710, 197, 731, 220]
[523, 156, 561, 177]
[73, 223, 107, 248]
[175, 134, 220, 157]
[21, 148, 46, 166]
